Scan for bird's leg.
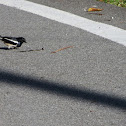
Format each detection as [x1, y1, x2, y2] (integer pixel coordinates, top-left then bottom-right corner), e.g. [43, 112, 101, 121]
[8, 46, 15, 50]
[13, 47, 18, 49]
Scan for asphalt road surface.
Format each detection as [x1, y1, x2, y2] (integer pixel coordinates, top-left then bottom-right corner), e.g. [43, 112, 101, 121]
[0, 0, 126, 126]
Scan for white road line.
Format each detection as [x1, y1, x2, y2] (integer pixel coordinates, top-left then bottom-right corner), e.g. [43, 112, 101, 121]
[0, 0, 126, 46]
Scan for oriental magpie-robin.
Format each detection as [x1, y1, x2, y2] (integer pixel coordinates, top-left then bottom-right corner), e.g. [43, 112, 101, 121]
[0, 35, 26, 49]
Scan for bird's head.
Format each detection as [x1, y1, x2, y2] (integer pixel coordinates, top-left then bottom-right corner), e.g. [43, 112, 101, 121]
[17, 37, 27, 43]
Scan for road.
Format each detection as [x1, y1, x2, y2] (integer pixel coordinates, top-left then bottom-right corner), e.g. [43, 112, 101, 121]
[0, 0, 126, 126]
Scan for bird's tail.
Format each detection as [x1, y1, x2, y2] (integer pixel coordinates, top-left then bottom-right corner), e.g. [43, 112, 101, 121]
[0, 35, 3, 40]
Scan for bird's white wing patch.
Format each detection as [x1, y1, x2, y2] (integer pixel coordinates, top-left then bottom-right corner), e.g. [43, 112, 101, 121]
[4, 38, 18, 44]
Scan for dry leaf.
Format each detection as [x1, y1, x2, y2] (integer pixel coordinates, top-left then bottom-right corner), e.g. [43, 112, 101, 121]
[88, 8, 103, 12]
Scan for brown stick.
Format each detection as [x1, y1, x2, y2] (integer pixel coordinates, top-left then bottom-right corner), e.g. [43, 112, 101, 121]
[51, 46, 73, 53]
[20, 48, 44, 52]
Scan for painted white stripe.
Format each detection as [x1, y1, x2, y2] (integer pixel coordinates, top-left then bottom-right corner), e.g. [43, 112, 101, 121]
[0, 0, 126, 46]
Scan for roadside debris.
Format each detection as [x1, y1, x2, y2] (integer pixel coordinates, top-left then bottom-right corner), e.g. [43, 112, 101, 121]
[84, 7, 103, 15]
[51, 46, 73, 53]
[88, 13, 103, 15]
[88, 8, 103, 12]
[20, 48, 44, 52]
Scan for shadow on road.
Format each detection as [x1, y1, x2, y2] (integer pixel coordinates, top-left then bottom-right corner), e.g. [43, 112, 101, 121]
[0, 69, 126, 110]
[0, 47, 9, 50]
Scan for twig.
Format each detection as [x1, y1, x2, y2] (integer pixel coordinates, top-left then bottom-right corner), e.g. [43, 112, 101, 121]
[88, 13, 103, 15]
[51, 46, 73, 53]
[20, 48, 44, 52]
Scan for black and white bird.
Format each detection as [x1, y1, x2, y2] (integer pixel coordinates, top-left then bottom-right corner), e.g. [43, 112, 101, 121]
[0, 35, 26, 49]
